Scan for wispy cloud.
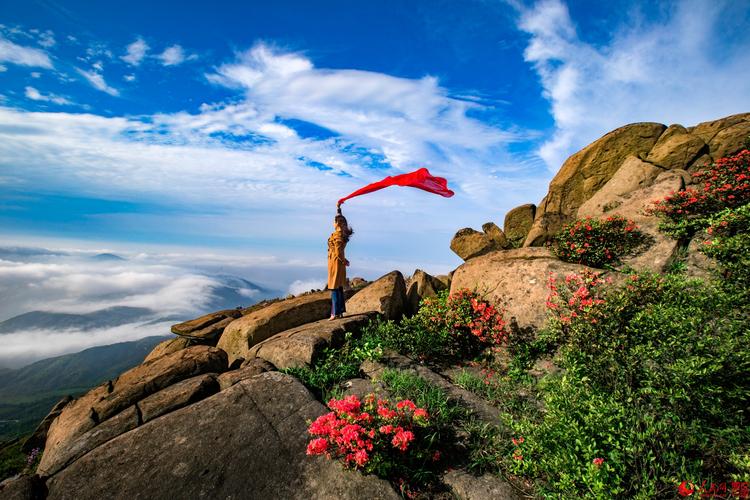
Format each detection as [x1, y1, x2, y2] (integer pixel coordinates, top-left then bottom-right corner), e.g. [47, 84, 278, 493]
[516, 0, 750, 171]
[122, 37, 148, 66]
[0, 35, 53, 68]
[24, 86, 71, 105]
[75, 67, 119, 96]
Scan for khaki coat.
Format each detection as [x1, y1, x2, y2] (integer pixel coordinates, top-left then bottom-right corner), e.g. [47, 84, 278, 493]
[327, 230, 347, 289]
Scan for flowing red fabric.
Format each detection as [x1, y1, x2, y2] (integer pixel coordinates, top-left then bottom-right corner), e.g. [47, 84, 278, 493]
[337, 168, 454, 206]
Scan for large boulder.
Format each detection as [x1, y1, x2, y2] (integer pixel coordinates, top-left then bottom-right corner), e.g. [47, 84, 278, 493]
[246, 314, 374, 370]
[143, 336, 193, 363]
[45, 372, 398, 500]
[39, 346, 227, 476]
[450, 247, 594, 332]
[524, 122, 666, 246]
[405, 269, 448, 314]
[171, 309, 242, 342]
[579, 169, 688, 273]
[645, 125, 708, 170]
[503, 203, 536, 246]
[346, 271, 407, 320]
[137, 373, 219, 423]
[450, 228, 497, 261]
[481, 222, 510, 249]
[690, 112, 750, 159]
[217, 290, 353, 364]
[577, 155, 663, 217]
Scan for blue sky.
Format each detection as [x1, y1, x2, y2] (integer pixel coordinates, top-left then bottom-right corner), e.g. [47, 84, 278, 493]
[2, 0, 750, 282]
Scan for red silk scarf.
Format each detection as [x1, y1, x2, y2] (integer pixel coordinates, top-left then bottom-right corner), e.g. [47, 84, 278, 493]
[337, 168, 454, 206]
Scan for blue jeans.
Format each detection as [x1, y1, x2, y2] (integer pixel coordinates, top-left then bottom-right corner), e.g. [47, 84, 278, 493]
[331, 287, 345, 316]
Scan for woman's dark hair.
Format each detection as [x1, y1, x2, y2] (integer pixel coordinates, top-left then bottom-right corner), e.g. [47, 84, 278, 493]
[335, 211, 354, 242]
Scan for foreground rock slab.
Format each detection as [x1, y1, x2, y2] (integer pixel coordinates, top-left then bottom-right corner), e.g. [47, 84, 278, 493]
[39, 346, 227, 477]
[46, 372, 398, 500]
[444, 470, 519, 500]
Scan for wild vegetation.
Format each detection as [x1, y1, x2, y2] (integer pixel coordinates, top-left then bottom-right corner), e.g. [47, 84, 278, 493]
[290, 150, 750, 498]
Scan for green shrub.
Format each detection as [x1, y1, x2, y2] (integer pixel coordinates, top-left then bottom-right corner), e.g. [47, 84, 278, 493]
[550, 215, 645, 268]
[701, 203, 750, 299]
[512, 271, 750, 498]
[282, 331, 384, 400]
[0, 440, 26, 481]
[361, 289, 508, 363]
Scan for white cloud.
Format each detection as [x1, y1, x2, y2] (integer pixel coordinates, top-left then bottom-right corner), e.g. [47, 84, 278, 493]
[516, 0, 750, 171]
[75, 67, 119, 96]
[30, 71, 40, 78]
[0, 35, 53, 68]
[124, 74, 136, 82]
[0, 43, 549, 276]
[122, 37, 148, 65]
[158, 44, 185, 66]
[24, 86, 72, 105]
[288, 278, 325, 295]
[0, 64, 6, 72]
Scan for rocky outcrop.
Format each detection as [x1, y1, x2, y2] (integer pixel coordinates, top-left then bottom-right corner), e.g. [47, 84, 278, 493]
[577, 155, 663, 217]
[171, 309, 242, 341]
[22, 396, 72, 453]
[143, 336, 193, 362]
[645, 125, 708, 170]
[217, 290, 353, 364]
[38, 346, 226, 477]
[450, 247, 594, 332]
[579, 169, 688, 272]
[481, 222, 510, 249]
[504, 203, 536, 246]
[137, 373, 219, 423]
[217, 358, 274, 390]
[245, 314, 374, 369]
[45, 372, 398, 500]
[405, 269, 448, 314]
[450, 228, 497, 261]
[346, 271, 407, 320]
[690, 112, 750, 159]
[0, 474, 45, 500]
[524, 122, 666, 245]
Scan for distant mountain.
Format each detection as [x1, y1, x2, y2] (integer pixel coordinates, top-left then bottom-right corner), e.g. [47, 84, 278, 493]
[91, 253, 126, 261]
[204, 274, 279, 312]
[0, 335, 168, 442]
[0, 306, 155, 333]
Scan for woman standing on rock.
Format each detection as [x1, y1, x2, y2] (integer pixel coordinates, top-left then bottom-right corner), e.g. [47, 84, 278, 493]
[328, 207, 353, 320]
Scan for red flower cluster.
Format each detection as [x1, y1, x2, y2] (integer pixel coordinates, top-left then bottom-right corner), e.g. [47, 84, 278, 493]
[648, 149, 750, 226]
[551, 215, 643, 268]
[546, 271, 608, 325]
[306, 394, 430, 471]
[422, 289, 509, 357]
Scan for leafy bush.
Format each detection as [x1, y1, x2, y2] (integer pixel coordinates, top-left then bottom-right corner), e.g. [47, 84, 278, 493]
[361, 289, 508, 362]
[550, 215, 645, 268]
[701, 203, 750, 299]
[282, 331, 384, 399]
[512, 271, 750, 498]
[648, 149, 750, 238]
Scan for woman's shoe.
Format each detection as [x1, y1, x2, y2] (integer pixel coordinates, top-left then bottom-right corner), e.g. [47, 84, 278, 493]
[328, 315, 336, 321]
